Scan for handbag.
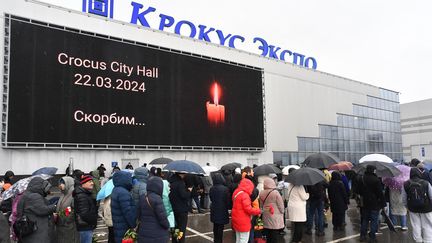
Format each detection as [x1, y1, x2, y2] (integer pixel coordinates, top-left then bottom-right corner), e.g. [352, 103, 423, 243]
[13, 197, 38, 238]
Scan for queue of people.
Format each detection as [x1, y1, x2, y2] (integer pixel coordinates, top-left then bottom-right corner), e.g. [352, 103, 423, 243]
[1, 157, 432, 243]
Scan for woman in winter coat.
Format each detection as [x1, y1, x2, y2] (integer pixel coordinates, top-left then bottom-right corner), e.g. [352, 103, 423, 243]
[287, 182, 309, 243]
[132, 167, 149, 206]
[328, 171, 349, 231]
[389, 187, 407, 230]
[209, 173, 231, 243]
[17, 177, 56, 243]
[231, 178, 261, 243]
[101, 196, 114, 243]
[259, 178, 284, 243]
[138, 176, 170, 243]
[161, 178, 175, 228]
[111, 171, 137, 243]
[56, 176, 80, 243]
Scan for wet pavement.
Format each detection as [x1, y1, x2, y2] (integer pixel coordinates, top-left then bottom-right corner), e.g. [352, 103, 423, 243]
[92, 199, 416, 242]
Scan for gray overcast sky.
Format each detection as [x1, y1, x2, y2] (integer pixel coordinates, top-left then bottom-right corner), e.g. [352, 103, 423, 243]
[35, 0, 432, 103]
[145, 0, 432, 104]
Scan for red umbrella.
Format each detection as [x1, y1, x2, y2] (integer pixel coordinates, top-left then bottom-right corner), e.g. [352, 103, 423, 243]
[328, 161, 353, 171]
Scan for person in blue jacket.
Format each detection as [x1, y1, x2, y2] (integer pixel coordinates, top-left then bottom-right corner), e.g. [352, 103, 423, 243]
[111, 171, 137, 243]
[138, 176, 170, 243]
[132, 167, 149, 206]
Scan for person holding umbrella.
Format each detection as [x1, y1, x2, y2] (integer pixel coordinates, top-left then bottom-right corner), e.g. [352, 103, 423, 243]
[357, 165, 386, 243]
[328, 171, 349, 231]
[286, 171, 310, 243]
[169, 173, 192, 243]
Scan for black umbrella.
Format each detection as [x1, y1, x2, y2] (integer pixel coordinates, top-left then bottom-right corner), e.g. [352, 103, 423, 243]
[303, 152, 340, 169]
[353, 161, 401, 178]
[149, 157, 173, 165]
[220, 162, 242, 172]
[285, 167, 325, 186]
[253, 164, 282, 176]
[163, 160, 205, 175]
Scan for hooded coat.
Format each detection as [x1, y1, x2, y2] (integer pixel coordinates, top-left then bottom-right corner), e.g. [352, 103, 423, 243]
[132, 167, 149, 206]
[209, 173, 231, 225]
[328, 172, 349, 213]
[138, 176, 170, 243]
[403, 168, 432, 213]
[231, 179, 261, 232]
[17, 177, 56, 243]
[168, 174, 191, 213]
[161, 180, 175, 228]
[358, 166, 386, 210]
[111, 171, 137, 243]
[259, 178, 284, 229]
[56, 176, 80, 243]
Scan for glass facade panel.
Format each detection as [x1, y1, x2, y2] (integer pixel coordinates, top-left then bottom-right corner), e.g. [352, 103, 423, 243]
[274, 88, 402, 165]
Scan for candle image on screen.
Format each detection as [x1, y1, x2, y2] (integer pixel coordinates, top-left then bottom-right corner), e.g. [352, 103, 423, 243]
[206, 82, 225, 127]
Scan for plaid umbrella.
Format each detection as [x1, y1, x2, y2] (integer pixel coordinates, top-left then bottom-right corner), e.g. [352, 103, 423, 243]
[1, 174, 52, 201]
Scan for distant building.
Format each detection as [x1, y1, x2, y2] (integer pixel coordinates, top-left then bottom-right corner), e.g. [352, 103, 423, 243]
[401, 99, 432, 162]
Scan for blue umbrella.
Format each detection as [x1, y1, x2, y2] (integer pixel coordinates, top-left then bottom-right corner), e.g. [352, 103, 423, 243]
[96, 179, 114, 201]
[163, 160, 205, 175]
[32, 167, 58, 176]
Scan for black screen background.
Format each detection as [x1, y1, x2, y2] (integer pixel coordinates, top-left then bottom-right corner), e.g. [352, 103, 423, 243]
[7, 19, 265, 148]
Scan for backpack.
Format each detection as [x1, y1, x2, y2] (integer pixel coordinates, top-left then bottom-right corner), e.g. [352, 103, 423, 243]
[406, 181, 429, 209]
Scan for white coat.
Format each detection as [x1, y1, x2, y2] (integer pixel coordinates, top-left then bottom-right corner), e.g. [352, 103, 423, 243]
[286, 184, 309, 222]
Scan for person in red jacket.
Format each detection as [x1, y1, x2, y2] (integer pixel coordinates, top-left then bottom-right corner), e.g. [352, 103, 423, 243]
[232, 178, 262, 243]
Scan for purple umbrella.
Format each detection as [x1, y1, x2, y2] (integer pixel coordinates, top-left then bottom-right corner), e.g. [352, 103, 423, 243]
[382, 165, 410, 190]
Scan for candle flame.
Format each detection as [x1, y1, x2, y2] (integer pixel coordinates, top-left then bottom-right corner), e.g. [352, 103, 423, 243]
[212, 82, 220, 105]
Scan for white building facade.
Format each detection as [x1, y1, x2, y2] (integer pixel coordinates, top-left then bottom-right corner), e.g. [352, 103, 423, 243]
[401, 99, 432, 162]
[0, 0, 403, 175]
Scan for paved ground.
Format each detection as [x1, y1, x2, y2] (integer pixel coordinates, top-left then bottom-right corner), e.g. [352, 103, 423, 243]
[92, 199, 416, 243]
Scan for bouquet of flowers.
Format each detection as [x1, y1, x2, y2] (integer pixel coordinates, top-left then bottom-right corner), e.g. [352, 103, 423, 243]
[172, 229, 184, 240]
[59, 207, 72, 218]
[122, 229, 137, 243]
[254, 217, 264, 231]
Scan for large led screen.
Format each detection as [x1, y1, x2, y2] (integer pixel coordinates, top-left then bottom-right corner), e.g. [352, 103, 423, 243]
[5, 18, 265, 149]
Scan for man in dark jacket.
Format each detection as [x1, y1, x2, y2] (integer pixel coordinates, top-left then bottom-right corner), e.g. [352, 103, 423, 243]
[73, 175, 98, 243]
[209, 173, 231, 243]
[358, 165, 386, 242]
[305, 181, 327, 236]
[138, 176, 170, 243]
[111, 171, 137, 243]
[169, 173, 191, 243]
[17, 177, 56, 243]
[402, 167, 432, 242]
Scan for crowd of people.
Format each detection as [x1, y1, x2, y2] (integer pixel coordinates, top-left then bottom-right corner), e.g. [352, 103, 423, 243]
[0, 158, 432, 243]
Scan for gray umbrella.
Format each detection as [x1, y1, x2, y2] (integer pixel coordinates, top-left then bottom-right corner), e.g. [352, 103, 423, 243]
[353, 161, 401, 178]
[303, 152, 340, 169]
[253, 164, 282, 176]
[285, 167, 325, 186]
[149, 157, 173, 165]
